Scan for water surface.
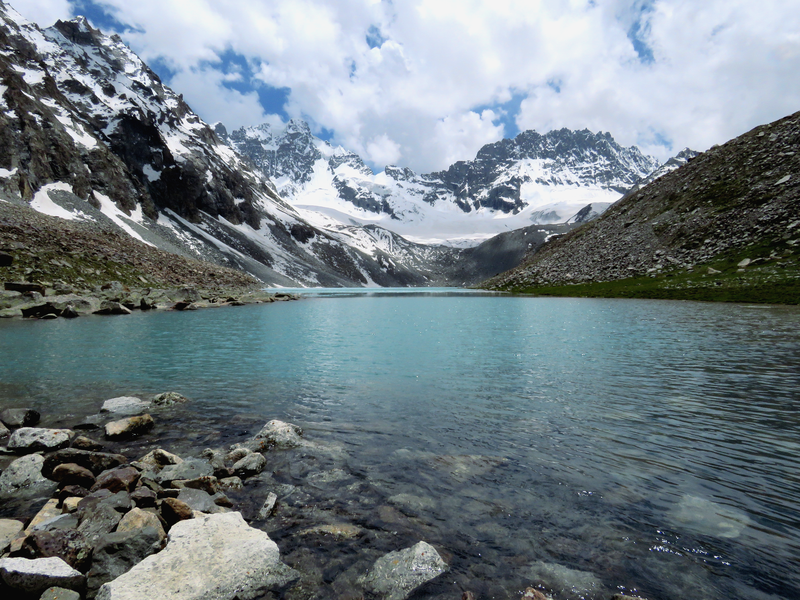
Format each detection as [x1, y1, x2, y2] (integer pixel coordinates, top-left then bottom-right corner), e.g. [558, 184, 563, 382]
[1, 293, 799, 599]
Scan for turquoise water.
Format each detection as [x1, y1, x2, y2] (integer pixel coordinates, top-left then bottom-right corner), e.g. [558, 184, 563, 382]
[2, 292, 800, 599]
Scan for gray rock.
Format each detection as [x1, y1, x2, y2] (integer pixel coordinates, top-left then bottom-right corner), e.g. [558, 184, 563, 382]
[0, 421, 9, 438]
[232, 452, 267, 477]
[359, 541, 448, 600]
[93, 301, 131, 316]
[7, 427, 73, 452]
[252, 419, 305, 449]
[0, 407, 40, 428]
[256, 492, 278, 520]
[76, 492, 129, 547]
[0, 556, 84, 595]
[18, 528, 92, 571]
[95, 512, 299, 600]
[104, 414, 154, 440]
[86, 527, 164, 597]
[177, 488, 220, 514]
[116, 508, 166, 542]
[40, 587, 82, 600]
[151, 392, 189, 407]
[155, 458, 213, 484]
[100, 396, 149, 416]
[523, 561, 605, 600]
[0, 453, 56, 498]
[42, 449, 128, 477]
[0, 519, 24, 553]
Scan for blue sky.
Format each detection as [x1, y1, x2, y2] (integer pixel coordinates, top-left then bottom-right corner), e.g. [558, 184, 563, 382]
[11, 0, 800, 173]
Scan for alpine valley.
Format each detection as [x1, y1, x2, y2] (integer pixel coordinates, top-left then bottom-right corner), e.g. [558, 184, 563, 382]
[0, 2, 690, 291]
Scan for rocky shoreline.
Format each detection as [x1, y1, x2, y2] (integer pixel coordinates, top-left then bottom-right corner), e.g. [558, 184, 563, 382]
[0, 396, 652, 600]
[0, 280, 298, 320]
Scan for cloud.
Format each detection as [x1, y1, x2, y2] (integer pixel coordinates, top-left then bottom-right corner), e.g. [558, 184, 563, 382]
[11, 0, 800, 172]
[10, 0, 72, 26]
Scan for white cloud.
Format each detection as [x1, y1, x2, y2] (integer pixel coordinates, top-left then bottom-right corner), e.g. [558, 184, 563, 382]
[10, 0, 800, 172]
[10, 0, 72, 26]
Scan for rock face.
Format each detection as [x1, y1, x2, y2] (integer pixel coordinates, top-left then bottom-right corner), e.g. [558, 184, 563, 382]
[95, 512, 299, 600]
[0, 556, 84, 595]
[359, 541, 448, 600]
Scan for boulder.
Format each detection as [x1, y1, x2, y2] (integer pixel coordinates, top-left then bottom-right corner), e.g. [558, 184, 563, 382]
[61, 305, 80, 319]
[86, 527, 164, 597]
[232, 452, 267, 477]
[251, 420, 305, 449]
[137, 448, 183, 469]
[95, 512, 299, 600]
[160, 498, 194, 526]
[130, 487, 158, 508]
[104, 414, 154, 440]
[71, 435, 105, 451]
[177, 488, 220, 514]
[90, 466, 140, 493]
[0, 454, 56, 498]
[116, 508, 166, 543]
[0, 556, 84, 595]
[76, 492, 130, 546]
[4, 282, 46, 295]
[100, 396, 149, 416]
[7, 427, 73, 453]
[51, 463, 96, 488]
[41, 587, 82, 600]
[174, 475, 219, 495]
[155, 458, 213, 484]
[93, 301, 131, 316]
[42, 449, 127, 478]
[151, 392, 189, 407]
[218, 476, 243, 491]
[0, 407, 40, 428]
[0, 519, 24, 553]
[18, 528, 92, 571]
[358, 541, 448, 600]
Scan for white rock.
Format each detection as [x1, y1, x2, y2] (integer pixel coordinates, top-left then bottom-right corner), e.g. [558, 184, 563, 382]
[101, 396, 149, 415]
[95, 512, 298, 600]
[359, 541, 448, 600]
[0, 556, 84, 594]
[0, 454, 54, 497]
[7, 427, 72, 452]
[253, 420, 305, 449]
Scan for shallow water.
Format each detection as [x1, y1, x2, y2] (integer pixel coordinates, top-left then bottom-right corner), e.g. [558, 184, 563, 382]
[2, 292, 800, 599]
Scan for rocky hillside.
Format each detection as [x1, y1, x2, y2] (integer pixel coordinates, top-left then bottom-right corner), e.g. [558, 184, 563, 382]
[219, 120, 660, 245]
[485, 111, 800, 303]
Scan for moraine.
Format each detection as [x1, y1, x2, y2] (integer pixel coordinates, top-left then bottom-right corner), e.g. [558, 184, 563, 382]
[1, 291, 800, 600]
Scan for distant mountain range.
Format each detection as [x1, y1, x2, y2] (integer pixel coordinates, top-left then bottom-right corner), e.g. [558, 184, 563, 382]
[0, 2, 699, 289]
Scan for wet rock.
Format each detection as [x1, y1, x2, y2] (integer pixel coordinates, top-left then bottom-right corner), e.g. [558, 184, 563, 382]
[225, 447, 252, 462]
[91, 466, 140, 494]
[93, 301, 131, 316]
[71, 435, 105, 451]
[524, 561, 605, 600]
[160, 498, 194, 526]
[0, 519, 24, 553]
[116, 508, 166, 543]
[0, 556, 84, 595]
[174, 475, 219, 495]
[201, 448, 229, 477]
[0, 407, 40, 428]
[7, 427, 73, 453]
[233, 452, 267, 477]
[40, 587, 82, 600]
[0, 454, 56, 498]
[51, 463, 96, 488]
[61, 305, 80, 319]
[218, 476, 243, 491]
[151, 392, 189, 407]
[100, 396, 149, 416]
[155, 458, 213, 484]
[43, 449, 128, 478]
[256, 492, 278, 520]
[211, 492, 233, 508]
[252, 419, 305, 449]
[177, 488, 220, 514]
[523, 588, 552, 600]
[104, 414, 154, 440]
[86, 526, 164, 597]
[297, 523, 363, 539]
[138, 448, 182, 469]
[388, 493, 436, 514]
[358, 541, 448, 600]
[18, 528, 92, 571]
[95, 512, 299, 600]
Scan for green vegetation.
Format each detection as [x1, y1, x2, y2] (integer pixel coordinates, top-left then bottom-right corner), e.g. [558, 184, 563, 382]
[493, 242, 800, 305]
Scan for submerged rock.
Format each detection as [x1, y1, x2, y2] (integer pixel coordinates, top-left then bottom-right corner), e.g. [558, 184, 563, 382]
[151, 391, 189, 407]
[359, 541, 448, 600]
[523, 561, 605, 600]
[95, 512, 299, 600]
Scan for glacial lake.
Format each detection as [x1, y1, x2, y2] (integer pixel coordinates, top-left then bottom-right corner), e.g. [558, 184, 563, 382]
[2, 290, 800, 600]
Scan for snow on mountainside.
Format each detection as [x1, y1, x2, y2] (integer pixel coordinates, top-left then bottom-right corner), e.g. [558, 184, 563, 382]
[0, 2, 498, 287]
[219, 120, 661, 246]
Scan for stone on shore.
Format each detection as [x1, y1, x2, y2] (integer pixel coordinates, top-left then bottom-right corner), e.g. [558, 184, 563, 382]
[116, 508, 166, 543]
[0, 556, 84, 595]
[0, 421, 9, 438]
[51, 463, 96, 489]
[86, 527, 164, 597]
[257, 492, 278, 520]
[177, 488, 220, 514]
[104, 414, 154, 440]
[93, 301, 131, 316]
[40, 587, 82, 600]
[155, 458, 213, 484]
[95, 512, 299, 600]
[0, 519, 24, 553]
[90, 466, 140, 494]
[7, 427, 72, 452]
[138, 448, 183, 469]
[233, 452, 267, 477]
[19, 528, 92, 571]
[358, 541, 448, 600]
[0, 407, 40, 428]
[160, 498, 195, 526]
[0, 453, 56, 498]
[42, 449, 128, 478]
[100, 396, 149, 416]
[252, 420, 305, 449]
[71, 435, 105, 451]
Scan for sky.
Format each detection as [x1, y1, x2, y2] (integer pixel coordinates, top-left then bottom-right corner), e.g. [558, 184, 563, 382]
[10, 0, 800, 173]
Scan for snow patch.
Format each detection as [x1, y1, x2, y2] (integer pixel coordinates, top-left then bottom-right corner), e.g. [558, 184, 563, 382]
[94, 191, 154, 246]
[142, 164, 161, 182]
[0, 167, 18, 178]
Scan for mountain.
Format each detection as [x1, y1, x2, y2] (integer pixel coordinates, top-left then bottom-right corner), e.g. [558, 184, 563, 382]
[483, 111, 800, 304]
[218, 121, 660, 246]
[0, 3, 497, 288]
